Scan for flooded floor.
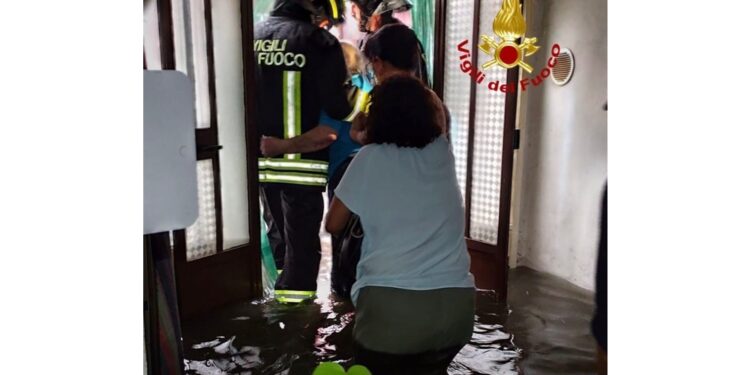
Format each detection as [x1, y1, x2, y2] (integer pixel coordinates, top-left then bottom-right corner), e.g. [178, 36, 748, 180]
[182, 235, 597, 374]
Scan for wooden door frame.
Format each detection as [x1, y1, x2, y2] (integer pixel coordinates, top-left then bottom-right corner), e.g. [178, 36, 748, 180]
[155, 0, 263, 321]
[432, 0, 519, 301]
[239, 0, 263, 297]
[432, 0, 447, 102]
[156, 0, 176, 70]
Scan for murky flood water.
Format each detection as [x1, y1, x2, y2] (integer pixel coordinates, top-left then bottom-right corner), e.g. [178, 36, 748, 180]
[183, 293, 519, 374]
[183, 236, 596, 375]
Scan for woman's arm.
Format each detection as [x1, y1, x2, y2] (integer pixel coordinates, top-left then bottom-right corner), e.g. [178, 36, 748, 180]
[325, 197, 352, 236]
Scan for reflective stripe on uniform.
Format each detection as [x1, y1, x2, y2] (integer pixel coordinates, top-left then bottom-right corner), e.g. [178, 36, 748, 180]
[275, 290, 316, 304]
[344, 89, 371, 122]
[275, 290, 316, 296]
[283, 71, 302, 160]
[277, 297, 306, 303]
[258, 158, 329, 173]
[259, 171, 327, 187]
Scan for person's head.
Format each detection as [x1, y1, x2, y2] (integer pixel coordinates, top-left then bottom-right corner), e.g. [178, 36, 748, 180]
[363, 23, 420, 81]
[364, 75, 442, 148]
[349, 0, 411, 33]
[349, 0, 368, 32]
[341, 41, 365, 77]
[364, 9, 397, 32]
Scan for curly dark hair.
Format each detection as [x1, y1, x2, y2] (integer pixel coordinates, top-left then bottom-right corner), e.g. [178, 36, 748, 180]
[365, 75, 443, 148]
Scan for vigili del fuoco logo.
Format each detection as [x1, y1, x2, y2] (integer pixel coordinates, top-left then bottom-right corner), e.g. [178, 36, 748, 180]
[457, 0, 561, 93]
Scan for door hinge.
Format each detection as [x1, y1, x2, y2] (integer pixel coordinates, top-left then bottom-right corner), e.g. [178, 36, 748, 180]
[513, 129, 521, 150]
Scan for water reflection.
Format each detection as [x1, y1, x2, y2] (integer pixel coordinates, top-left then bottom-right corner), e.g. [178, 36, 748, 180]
[184, 290, 520, 374]
[186, 336, 262, 373]
[184, 236, 523, 374]
[183, 237, 598, 374]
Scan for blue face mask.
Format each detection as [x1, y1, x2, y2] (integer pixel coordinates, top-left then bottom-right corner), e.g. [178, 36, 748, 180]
[350, 74, 374, 92]
[365, 62, 377, 85]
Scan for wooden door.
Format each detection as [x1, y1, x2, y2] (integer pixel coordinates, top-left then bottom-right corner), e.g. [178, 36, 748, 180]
[434, 0, 519, 300]
[151, 0, 262, 320]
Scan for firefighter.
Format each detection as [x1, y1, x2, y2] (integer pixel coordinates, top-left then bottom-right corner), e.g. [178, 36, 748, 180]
[255, 0, 352, 303]
[348, 0, 429, 86]
[259, 42, 373, 299]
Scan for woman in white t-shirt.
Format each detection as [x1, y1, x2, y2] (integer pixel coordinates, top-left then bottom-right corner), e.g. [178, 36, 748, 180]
[325, 75, 475, 374]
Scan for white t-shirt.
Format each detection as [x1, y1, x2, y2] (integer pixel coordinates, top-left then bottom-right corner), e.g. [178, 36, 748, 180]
[335, 136, 475, 306]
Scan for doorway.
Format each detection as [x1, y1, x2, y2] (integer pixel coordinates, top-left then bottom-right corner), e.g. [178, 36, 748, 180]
[434, 0, 520, 299]
[145, 0, 263, 320]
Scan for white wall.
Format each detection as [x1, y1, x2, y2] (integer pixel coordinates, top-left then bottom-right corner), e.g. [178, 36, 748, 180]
[143, 0, 162, 69]
[510, 0, 607, 291]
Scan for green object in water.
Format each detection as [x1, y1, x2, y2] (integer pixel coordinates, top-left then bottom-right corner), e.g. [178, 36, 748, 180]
[260, 216, 278, 286]
[312, 362, 372, 375]
[312, 362, 346, 375]
[346, 365, 372, 375]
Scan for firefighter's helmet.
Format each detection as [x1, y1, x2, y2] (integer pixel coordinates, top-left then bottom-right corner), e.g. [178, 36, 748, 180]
[371, 0, 412, 15]
[301, 0, 346, 28]
[351, 0, 412, 16]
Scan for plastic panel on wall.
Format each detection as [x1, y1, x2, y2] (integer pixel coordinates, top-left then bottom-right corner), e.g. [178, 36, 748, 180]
[442, 0, 475, 202]
[468, 0, 508, 245]
[186, 159, 218, 261]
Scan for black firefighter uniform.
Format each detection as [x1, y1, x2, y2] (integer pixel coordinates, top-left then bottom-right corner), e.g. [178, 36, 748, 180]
[254, 0, 353, 303]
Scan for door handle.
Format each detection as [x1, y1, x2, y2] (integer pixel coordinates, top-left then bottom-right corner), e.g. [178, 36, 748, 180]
[197, 144, 223, 153]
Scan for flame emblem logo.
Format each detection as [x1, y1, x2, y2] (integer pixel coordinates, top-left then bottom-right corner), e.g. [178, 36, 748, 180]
[479, 0, 539, 73]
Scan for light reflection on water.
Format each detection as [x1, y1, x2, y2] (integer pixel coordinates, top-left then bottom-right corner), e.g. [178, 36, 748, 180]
[184, 237, 520, 374]
[184, 291, 519, 375]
